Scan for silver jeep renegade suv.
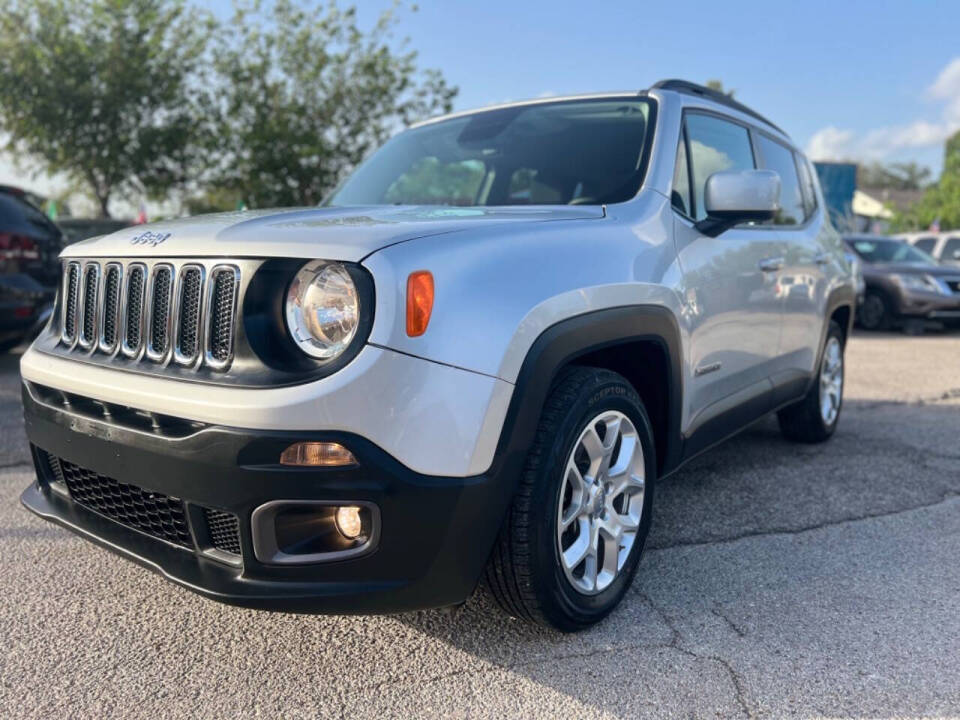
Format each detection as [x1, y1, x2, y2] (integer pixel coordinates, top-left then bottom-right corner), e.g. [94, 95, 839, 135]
[20, 79, 855, 631]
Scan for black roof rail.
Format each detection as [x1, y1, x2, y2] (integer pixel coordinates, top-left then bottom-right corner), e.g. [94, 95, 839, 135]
[651, 79, 787, 136]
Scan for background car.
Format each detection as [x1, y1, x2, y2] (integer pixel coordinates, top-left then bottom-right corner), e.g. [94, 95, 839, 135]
[59, 218, 133, 245]
[895, 231, 960, 268]
[844, 234, 960, 332]
[0, 188, 62, 352]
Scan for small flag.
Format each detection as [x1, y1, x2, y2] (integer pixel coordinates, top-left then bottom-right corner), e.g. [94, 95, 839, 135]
[929, 217, 941, 232]
[236, 199, 247, 211]
[136, 201, 148, 225]
[46, 199, 58, 221]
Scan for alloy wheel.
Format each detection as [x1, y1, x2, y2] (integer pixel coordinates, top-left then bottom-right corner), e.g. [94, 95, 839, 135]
[556, 410, 645, 595]
[819, 336, 843, 425]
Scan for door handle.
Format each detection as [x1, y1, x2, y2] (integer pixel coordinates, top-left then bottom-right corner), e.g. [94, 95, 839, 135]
[758, 257, 784, 272]
[814, 252, 831, 265]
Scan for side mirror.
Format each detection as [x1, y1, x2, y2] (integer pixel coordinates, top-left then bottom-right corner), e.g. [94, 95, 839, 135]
[696, 170, 780, 237]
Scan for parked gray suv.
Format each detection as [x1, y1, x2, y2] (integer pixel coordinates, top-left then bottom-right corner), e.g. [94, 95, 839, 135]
[21, 80, 856, 630]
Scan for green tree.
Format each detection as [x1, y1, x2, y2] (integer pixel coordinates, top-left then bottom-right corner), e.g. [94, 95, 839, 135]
[859, 161, 932, 190]
[209, 0, 457, 209]
[0, 0, 214, 217]
[705, 79, 735, 98]
[893, 131, 960, 231]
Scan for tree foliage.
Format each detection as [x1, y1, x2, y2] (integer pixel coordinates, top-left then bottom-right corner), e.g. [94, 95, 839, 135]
[0, 0, 214, 217]
[893, 131, 960, 231]
[858, 161, 932, 191]
[705, 79, 735, 98]
[208, 0, 458, 208]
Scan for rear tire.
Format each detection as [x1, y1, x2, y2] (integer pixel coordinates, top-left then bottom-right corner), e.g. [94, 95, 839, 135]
[777, 320, 845, 443]
[857, 291, 889, 330]
[484, 367, 656, 631]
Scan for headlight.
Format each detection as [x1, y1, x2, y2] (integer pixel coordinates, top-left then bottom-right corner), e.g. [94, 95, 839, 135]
[285, 261, 360, 360]
[893, 273, 949, 295]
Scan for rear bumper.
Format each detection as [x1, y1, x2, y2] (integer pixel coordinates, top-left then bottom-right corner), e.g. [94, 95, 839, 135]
[20, 382, 516, 613]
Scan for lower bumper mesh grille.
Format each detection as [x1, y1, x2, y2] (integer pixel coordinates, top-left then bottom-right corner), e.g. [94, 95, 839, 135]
[51, 455, 193, 548]
[203, 508, 242, 556]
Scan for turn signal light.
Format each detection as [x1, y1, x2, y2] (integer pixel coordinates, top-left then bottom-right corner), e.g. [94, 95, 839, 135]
[279, 442, 357, 467]
[406, 270, 434, 337]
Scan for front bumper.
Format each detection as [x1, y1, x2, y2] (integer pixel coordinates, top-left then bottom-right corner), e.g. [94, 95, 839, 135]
[891, 287, 960, 319]
[20, 382, 515, 613]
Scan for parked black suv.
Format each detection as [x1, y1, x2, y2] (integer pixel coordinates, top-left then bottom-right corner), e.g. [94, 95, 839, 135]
[844, 235, 960, 331]
[0, 189, 62, 351]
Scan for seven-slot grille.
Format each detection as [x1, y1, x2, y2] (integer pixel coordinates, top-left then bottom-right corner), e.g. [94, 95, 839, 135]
[60, 260, 240, 371]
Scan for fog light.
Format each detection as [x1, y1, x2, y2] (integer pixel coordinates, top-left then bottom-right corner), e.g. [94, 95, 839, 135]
[335, 505, 363, 539]
[280, 441, 356, 467]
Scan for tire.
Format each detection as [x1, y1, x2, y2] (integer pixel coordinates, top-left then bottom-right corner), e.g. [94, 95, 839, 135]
[777, 320, 845, 443]
[857, 291, 889, 331]
[484, 367, 656, 631]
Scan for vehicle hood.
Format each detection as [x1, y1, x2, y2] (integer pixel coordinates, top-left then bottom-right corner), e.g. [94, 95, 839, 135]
[863, 261, 960, 278]
[60, 205, 604, 261]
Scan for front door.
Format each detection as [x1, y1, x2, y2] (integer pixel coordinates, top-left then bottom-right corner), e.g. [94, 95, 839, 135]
[670, 111, 785, 439]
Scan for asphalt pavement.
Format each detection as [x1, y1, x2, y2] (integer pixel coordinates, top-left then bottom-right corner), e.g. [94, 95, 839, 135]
[1, 331, 959, 719]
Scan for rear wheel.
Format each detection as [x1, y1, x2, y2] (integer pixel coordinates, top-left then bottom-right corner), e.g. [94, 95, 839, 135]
[778, 320, 844, 443]
[484, 367, 656, 631]
[857, 291, 889, 330]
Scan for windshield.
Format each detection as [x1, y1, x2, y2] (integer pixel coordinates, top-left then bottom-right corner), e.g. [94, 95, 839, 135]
[847, 238, 936, 265]
[327, 97, 654, 207]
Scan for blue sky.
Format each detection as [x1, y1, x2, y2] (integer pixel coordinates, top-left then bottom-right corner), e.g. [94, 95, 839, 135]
[339, 0, 960, 175]
[5, 0, 960, 209]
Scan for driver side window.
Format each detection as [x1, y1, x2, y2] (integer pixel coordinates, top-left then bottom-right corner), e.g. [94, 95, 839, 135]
[684, 114, 757, 222]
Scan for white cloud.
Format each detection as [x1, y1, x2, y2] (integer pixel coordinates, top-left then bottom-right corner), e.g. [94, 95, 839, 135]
[806, 57, 960, 163]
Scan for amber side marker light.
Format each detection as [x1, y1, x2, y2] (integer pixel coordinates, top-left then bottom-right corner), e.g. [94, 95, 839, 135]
[406, 270, 434, 337]
[280, 442, 357, 467]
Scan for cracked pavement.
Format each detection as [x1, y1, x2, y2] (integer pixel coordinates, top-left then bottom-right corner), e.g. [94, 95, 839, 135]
[1, 331, 959, 718]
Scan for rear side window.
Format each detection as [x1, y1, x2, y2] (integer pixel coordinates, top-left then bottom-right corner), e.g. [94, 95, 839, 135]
[914, 237, 937, 254]
[671, 128, 692, 217]
[755, 134, 805, 226]
[943, 237, 960, 261]
[685, 113, 756, 222]
[795, 152, 818, 219]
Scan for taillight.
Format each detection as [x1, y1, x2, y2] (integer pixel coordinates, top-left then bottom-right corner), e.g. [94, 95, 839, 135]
[0, 232, 38, 260]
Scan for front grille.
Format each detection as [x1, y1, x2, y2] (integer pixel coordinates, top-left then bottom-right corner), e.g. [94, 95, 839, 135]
[175, 266, 203, 363]
[51, 455, 193, 548]
[62, 263, 80, 343]
[147, 265, 173, 359]
[57, 259, 240, 372]
[203, 508, 242, 556]
[207, 268, 238, 367]
[79, 264, 99, 348]
[100, 264, 122, 352]
[123, 265, 146, 354]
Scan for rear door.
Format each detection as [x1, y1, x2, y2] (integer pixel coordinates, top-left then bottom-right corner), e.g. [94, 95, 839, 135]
[671, 112, 786, 438]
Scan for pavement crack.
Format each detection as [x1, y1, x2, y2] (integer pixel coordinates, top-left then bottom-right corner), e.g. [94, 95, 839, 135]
[654, 490, 960, 551]
[0, 461, 30, 472]
[711, 606, 747, 638]
[640, 592, 753, 719]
